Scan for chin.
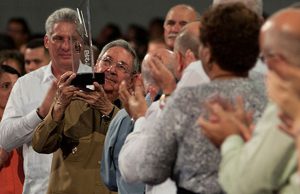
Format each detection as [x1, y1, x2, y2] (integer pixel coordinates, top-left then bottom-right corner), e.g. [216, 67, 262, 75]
[103, 83, 114, 92]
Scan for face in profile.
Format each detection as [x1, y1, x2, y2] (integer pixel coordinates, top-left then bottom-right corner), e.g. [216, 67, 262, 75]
[95, 46, 133, 94]
[0, 72, 18, 111]
[44, 21, 82, 71]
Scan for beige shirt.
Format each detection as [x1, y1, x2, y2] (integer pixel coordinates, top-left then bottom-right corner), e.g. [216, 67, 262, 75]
[32, 100, 119, 194]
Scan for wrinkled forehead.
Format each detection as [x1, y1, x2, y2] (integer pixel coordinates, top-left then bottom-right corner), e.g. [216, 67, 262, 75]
[50, 22, 81, 38]
[102, 46, 134, 65]
[165, 7, 196, 22]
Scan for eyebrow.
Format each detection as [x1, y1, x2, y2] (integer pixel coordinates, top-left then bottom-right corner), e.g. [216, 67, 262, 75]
[102, 55, 129, 66]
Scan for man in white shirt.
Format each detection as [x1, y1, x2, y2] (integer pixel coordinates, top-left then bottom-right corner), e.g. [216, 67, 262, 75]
[0, 8, 90, 194]
[119, 21, 209, 194]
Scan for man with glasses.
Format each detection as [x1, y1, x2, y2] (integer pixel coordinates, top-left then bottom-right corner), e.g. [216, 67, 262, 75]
[32, 39, 139, 194]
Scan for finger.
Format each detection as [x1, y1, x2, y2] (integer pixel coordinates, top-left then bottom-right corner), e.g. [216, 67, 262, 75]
[272, 61, 300, 81]
[64, 73, 76, 86]
[74, 90, 92, 100]
[279, 113, 293, 129]
[198, 116, 218, 133]
[231, 117, 252, 141]
[135, 85, 145, 101]
[148, 57, 161, 76]
[246, 111, 254, 127]
[119, 81, 131, 100]
[57, 71, 74, 86]
[93, 83, 109, 101]
[234, 96, 248, 124]
[93, 81, 103, 92]
[210, 103, 228, 118]
[235, 96, 245, 113]
[134, 74, 143, 87]
[278, 124, 295, 137]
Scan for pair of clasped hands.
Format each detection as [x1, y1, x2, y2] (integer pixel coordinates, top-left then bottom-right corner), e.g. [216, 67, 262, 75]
[45, 71, 113, 122]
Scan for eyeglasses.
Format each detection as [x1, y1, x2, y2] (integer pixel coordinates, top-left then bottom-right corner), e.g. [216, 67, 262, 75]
[98, 56, 131, 74]
[259, 51, 284, 63]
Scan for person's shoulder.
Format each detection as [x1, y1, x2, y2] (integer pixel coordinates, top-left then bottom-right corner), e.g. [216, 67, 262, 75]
[18, 65, 50, 84]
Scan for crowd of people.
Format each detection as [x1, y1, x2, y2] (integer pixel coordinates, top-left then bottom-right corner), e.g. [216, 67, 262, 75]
[0, 0, 300, 194]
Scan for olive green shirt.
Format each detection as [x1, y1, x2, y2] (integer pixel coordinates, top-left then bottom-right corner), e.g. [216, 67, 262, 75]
[33, 100, 119, 194]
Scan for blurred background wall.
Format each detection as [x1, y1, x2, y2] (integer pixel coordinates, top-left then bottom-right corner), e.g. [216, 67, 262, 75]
[0, 0, 298, 37]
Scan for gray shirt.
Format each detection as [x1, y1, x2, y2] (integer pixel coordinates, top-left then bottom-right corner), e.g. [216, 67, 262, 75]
[123, 77, 267, 193]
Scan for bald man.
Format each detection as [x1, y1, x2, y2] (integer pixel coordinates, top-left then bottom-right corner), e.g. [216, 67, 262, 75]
[118, 49, 178, 194]
[173, 21, 209, 90]
[163, 4, 198, 50]
[209, 7, 300, 194]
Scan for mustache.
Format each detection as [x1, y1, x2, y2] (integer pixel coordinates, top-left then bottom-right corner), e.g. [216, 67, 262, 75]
[167, 33, 178, 38]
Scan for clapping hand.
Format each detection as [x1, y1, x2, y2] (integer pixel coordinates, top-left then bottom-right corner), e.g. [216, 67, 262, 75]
[198, 96, 253, 147]
[148, 55, 176, 95]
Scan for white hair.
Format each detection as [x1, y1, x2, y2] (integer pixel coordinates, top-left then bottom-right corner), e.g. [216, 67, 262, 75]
[212, 0, 263, 16]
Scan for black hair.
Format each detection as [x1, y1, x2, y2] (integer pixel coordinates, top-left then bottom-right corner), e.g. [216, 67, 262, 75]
[0, 64, 21, 77]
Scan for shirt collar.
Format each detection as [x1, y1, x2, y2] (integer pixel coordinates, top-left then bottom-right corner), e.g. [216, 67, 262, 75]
[42, 62, 56, 83]
[41, 61, 92, 83]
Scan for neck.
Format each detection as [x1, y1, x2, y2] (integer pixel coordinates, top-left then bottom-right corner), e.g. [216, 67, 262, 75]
[207, 63, 248, 80]
[210, 73, 246, 80]
[51, 64, 73, 79]
[0, 108, 3, 121]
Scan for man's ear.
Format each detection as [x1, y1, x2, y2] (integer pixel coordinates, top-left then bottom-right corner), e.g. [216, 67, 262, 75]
[175, 51, 185, 75]
[184, 49, 196, 66]
[44, 35, 49, 49]
[199, 45, 211, 65]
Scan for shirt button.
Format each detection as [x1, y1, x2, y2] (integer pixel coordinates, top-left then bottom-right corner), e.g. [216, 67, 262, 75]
[72, 147, 77, 154]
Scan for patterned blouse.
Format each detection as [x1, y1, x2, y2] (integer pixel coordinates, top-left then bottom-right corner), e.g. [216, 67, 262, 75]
[136, 76, 268, 193]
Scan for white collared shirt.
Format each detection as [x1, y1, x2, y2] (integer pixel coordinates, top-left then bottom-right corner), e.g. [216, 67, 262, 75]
[0, 62, 91, 194]
[175, 60, 209, 90]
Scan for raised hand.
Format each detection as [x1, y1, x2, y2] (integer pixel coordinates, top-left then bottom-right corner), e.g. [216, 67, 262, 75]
[128, 80, 148, 121]
[267, 71, 300, 119]
[73, 82, 114, 116]
[37, 80, 58, 118]
[148, 55, 176, 95]
[52, 71, 78, 121]
[198, 96, 253, 147]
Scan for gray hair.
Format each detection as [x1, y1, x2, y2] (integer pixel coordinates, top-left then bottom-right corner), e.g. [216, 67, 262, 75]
[45, 8, 84, 37]
[174, 30, 200, 59]
[213, 0, 263, 16]
[142, 49, 177, 88]
[98, 39, 140, 74]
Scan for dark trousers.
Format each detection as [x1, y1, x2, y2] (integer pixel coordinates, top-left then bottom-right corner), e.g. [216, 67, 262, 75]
[177, 187, 197, 194]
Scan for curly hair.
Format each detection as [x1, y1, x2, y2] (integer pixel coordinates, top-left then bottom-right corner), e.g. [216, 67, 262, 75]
[200, 3, 261, 75]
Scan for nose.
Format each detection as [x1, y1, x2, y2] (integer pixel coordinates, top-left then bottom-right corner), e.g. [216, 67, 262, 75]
[106, 64, 117, 74]
[61, 39, 71, 51]
[171, 23, 181, 33]
[26, 61, 34, 72]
